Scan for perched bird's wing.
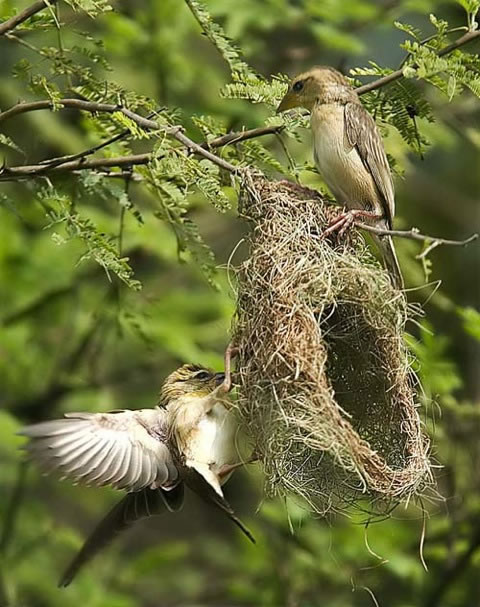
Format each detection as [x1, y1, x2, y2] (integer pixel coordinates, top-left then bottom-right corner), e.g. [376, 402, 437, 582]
[20, 408, 179, 491]
[59, 484, 185, 588]
[344, 102, 395, 228]
[344, 102, 404, 288]
[184, 468, 255, 544]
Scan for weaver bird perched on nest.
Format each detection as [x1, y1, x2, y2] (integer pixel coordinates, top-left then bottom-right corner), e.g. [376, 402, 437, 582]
[20, 357, 253, 587]
[277, 66, 404, 289]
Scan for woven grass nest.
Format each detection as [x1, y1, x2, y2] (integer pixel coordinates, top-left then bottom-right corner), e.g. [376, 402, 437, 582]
[233, 175, 431, 515]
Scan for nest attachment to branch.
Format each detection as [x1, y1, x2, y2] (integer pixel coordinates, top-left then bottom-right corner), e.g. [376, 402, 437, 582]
[233, 176, 431, 515]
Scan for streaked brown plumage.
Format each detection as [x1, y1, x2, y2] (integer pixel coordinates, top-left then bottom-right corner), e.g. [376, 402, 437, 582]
[277, 66, 404, 289]
[20, 363, 254, 587]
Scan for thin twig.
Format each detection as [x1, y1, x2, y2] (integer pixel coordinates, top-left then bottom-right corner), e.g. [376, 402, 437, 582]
[0, 461, 28, 554]
[356, 222, 478, 249]
[73, 169, 144, 182]
[33, 132, 138, 172]
[0, 146, 237, 180]
[5, 31, 44, 55]
[355, 28, 480, 95]
[0, 98, 160, 130]
[205, 125, 284, 149]
[34, 110, 161, 173]
[0, 153, 152, 180]
[0, 0, 57, 37]
[396, 26, 469, 70]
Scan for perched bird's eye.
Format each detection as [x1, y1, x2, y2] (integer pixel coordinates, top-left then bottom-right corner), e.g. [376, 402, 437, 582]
[292, 80, 304, 92]
[194, 370, 211, 381]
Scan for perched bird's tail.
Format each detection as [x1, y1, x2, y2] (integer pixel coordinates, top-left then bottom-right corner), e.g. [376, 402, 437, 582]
[58, 484, 184, 588]
[374, 234, 404, 290]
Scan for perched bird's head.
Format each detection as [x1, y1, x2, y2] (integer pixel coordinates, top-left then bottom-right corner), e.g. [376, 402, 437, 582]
[276, 66, 356, 113]
[159, 364, 224, 405]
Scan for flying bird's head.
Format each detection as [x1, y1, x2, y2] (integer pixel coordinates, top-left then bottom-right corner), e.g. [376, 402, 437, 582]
[276, 66, 356, 113]
[159, 364, 225, 405]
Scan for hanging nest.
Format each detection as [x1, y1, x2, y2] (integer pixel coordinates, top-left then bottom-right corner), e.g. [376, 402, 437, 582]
[233, 175, 431, 515]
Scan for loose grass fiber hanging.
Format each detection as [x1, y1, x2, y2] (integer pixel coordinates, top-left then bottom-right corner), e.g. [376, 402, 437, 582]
[233, 175, 431, 514]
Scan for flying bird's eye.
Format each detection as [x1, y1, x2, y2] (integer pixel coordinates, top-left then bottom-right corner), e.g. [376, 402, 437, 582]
[292, 80, 304, 92]
[194, 370, 211, 381]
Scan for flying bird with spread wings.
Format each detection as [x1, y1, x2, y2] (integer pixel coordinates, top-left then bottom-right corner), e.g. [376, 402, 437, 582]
[20, 358, 254, 587]
[277, 66, 404, 289]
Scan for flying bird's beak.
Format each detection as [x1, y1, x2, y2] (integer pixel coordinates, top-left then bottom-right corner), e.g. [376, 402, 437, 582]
[276, 90, 298, 113]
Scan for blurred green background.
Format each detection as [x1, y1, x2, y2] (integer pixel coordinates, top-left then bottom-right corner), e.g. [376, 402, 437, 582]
[0, 0, 479, 605]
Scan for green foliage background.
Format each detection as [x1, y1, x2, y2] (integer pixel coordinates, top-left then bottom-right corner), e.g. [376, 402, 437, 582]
[0, 0, 479, 605]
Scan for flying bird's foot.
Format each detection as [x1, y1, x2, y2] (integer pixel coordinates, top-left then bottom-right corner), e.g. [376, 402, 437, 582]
[218, 454, 259, 481]
[322, 209, 383, 239]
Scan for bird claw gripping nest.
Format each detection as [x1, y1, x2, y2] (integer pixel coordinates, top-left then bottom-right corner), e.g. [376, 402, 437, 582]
[232, 175, 431, 515]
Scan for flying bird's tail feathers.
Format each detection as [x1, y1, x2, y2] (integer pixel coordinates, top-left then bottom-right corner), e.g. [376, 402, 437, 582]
[58, 484, 184, 588]
[374, 233, 404, 290]
[184, 469, 255, 545]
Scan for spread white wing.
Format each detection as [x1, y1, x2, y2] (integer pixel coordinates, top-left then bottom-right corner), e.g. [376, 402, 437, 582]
[20, 408, 179, 492]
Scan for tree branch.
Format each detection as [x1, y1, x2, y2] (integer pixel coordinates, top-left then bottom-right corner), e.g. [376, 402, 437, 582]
[0, 100, 238, 174]
[1, 24, 478, 181]
[355, 28, 480, 95]
[202, 26, 480, 144]
[0, 153, 152, 180]
[0, 0, 58, 37]
[356, 222, 478, 251]
[74, 169, 144, 182]
[0, 98, 160, 130]
[1, 9, 479, 178]
[201, 27, 480, 145]
[37, 128, 136, 168]
[28, 110, 160, 174]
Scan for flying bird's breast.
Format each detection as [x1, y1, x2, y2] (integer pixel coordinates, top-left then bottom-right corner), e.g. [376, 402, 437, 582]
[185, 402, 240, 483]
[311, 103, 377, 209]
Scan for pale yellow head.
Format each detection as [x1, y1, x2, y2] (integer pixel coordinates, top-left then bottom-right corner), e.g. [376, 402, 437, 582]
[159, 364, 224, 405]
[277, 66, 357, 113]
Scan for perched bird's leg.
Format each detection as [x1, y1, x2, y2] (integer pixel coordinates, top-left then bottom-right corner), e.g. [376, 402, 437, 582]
[220, 343, 239, 393]
[322, 208, 383, 239]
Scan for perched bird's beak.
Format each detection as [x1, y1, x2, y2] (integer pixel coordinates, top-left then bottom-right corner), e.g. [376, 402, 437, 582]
[276, 91, 298, 113]
[214, 372, 225, 386]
